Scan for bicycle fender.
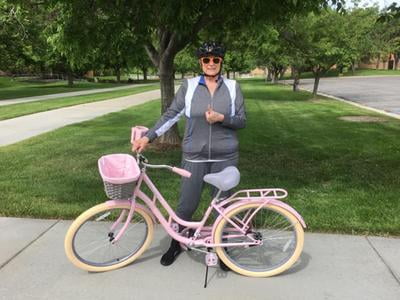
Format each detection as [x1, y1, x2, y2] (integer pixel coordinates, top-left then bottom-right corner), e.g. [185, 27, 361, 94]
[268, 199, 307, 228]
[212, 198, 306, 239]
[105, 200, 157, 224]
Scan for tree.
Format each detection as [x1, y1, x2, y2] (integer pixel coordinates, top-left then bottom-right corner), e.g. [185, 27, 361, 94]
[278, 10, 349, 96]
[0, 1, 48, 74]
[337, 7, 377, 74]
[377, 3, 400, 70]
[250, 25, 292, 83]
[174, 46, 198, 79]
[46, 0, 343, 144]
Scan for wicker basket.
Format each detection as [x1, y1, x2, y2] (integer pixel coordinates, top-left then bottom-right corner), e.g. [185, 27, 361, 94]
[98, 153, 140, 200]
[103, 180, 136, 200]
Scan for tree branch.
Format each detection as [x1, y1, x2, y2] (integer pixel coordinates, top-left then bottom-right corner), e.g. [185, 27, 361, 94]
[144, 43, 160, 67]
[159, 28, 171, 53]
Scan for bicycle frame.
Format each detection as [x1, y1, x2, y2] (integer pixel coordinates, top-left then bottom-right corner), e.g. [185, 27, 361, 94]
[105, 165, 306, 249]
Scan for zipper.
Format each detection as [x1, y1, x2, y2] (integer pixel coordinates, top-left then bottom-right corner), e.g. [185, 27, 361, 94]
[208, 94, 213, 160]
[206, 80, 219, 160]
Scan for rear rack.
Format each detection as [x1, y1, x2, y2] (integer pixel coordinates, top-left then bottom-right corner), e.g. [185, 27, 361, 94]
[228, 188, 288, 200]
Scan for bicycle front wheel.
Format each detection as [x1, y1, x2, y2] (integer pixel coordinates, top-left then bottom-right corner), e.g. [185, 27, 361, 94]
[65, 202, 154, 272]
[214, 203, 304, 277]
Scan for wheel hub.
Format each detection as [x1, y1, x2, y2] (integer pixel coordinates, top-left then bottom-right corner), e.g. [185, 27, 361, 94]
[108, 232, 115, 242]
[253, 232, 262, 240]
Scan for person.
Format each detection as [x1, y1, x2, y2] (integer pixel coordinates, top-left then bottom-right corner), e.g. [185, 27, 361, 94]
[132, 41, 246, 267]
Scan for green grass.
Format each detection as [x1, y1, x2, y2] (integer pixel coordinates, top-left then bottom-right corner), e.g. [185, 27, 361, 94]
[0, 76, 133, 100]
[344, 69, 400, 76]
[0, 79, 399, 235]
[0, 84, 159, 120]
[282, 68, 400, 80]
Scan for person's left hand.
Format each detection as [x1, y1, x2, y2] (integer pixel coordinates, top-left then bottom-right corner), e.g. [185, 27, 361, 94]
[205, 105, 224, 124]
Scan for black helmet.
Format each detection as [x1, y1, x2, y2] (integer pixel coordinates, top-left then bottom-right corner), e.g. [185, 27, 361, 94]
[196, 41, 225, 58]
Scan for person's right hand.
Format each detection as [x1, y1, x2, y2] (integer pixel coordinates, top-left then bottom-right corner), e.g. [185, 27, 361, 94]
[132, 136, 150, 153]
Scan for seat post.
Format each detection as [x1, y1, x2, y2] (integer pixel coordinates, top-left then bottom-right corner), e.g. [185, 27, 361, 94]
[214, 189, 222, 201]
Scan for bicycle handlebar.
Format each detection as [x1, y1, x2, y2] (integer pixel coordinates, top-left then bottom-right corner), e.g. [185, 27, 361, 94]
[136, 153, 192, 178]
[171, 167, 192, 178]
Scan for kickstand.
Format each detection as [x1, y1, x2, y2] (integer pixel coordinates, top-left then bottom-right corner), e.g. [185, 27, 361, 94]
[204, 264, 209, 288]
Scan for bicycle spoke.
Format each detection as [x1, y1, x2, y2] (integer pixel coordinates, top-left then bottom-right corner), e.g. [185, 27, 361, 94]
[72, 206, 150, 267]
[218, 204, 300, 273]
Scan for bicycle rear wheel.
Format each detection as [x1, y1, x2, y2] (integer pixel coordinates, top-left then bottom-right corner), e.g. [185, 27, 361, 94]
[214, 202, 304, 277]
[65, 202, 154, 272]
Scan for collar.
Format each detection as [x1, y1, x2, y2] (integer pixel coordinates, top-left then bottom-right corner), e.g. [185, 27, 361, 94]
[198, 74, 223, 86]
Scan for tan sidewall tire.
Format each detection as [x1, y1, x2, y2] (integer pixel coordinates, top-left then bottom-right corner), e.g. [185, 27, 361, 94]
[214, 203, 304, 277]
[64, 203, 154, 272]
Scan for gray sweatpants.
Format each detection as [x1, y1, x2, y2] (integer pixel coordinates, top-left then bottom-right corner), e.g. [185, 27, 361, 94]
[176, 158, 238, 221]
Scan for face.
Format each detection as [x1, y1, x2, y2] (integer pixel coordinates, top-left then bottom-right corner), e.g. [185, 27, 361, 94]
[200, 56, 222, 77]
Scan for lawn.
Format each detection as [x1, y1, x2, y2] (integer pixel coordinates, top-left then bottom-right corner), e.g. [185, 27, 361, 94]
[0, 84, 159, 120]
[0, 76, 133, 100]
[281, 68, 400, 80]
[0, 79, 399, 235]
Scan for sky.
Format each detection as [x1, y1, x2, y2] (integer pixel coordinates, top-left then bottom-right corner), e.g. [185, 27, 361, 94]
[347, 0, 399, 9]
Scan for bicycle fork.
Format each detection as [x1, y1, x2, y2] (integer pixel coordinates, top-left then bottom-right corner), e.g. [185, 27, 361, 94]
[108, 199, 137, 244]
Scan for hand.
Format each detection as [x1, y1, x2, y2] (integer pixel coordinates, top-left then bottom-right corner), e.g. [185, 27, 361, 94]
[205, 105, 224, 124]
[132, 136, 150, 153]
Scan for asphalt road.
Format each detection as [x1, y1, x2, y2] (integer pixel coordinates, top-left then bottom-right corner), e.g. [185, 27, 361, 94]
[289, 76, 400, 115]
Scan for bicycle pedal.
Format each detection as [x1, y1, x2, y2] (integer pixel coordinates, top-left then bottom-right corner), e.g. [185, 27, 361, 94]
[205, 252, 218, 267]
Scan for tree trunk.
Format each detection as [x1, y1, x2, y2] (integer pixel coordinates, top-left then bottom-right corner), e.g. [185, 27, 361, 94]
[292, 68, 300, 92]
[115, 67, 121, 83]
[272, 69, 279, 84]
[394, 53, 399, 70]
[351, 61, 355, 75]
[158, 59, 181, 145]
[233, 71, 236, 79]
[181, 72, 185, 79]
[279, 67, 287, 80]
[227, 70, 230, 79]
[376, 54, 381, 70]
[67, 71, 73, 87]
[338, 64, 344, 75]
[266, 68, 272, 82]
[313, 72, 320, 97]
[142, 67, 148, 81]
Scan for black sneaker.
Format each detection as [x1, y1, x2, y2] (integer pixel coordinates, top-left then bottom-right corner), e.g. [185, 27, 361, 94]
[160, 239, 182, 266]
[219, 258, 230, 271]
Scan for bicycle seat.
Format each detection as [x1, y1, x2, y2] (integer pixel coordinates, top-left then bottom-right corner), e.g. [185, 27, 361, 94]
[203, 166, 240, 191]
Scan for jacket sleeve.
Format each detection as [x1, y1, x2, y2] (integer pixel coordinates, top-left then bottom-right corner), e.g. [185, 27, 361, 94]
[145, 80, 187, 142]
[221, 82, 246, 129]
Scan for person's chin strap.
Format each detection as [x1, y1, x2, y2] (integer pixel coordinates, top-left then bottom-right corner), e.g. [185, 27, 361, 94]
[203, 71, 222, 81]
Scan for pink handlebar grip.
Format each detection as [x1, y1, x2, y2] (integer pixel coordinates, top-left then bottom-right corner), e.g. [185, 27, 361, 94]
[131, 126, 149, 144]
[172, 167, 192, 178]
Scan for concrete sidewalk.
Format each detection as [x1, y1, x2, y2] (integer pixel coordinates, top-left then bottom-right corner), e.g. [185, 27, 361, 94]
[0, 217, 399, 300]
[0, 89, 161, 147]
[0, 84, 152, 106]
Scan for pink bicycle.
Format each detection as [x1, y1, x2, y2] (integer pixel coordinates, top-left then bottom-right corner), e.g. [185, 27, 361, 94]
[65, 126, 306, 278]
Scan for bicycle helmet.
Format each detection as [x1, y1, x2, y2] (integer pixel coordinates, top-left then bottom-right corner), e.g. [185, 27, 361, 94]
[196, 41, 225, 58]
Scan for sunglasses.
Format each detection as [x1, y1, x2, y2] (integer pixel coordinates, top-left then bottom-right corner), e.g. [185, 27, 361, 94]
[201, 57, 222, 64]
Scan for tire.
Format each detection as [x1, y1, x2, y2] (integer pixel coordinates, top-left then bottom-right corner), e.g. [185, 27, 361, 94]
[65, 202, 154, 272]
[214, 202, 304, 277]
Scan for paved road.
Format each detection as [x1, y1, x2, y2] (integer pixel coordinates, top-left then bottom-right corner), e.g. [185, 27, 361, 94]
[0, 84, 152, 106]
[284, 76, 400, 116]
[0, 89, 161, 147]
[0, 217, 399, 300]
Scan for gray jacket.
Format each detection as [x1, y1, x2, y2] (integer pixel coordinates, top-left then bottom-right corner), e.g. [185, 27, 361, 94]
[146, 75, 246, 161]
